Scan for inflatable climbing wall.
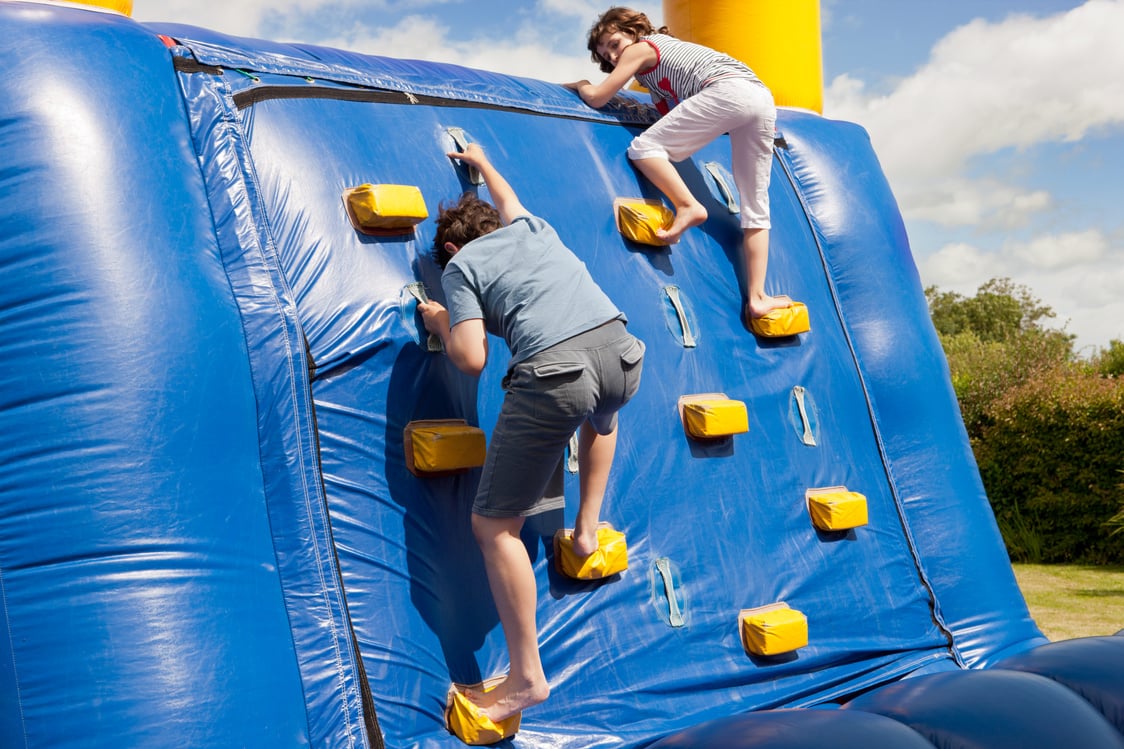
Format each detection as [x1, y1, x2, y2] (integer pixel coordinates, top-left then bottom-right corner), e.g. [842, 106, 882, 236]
[1, 3, 1123, 748]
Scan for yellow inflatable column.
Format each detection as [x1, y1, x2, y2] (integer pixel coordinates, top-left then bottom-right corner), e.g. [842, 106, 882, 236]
[73, 0, 133, 14]
[662, 0, 822, 113]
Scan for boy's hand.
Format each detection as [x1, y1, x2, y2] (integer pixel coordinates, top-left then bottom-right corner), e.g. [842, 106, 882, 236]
[417, 300, 450, 337]
[445, 142, 527, 225]
[419, 304, 488, 376]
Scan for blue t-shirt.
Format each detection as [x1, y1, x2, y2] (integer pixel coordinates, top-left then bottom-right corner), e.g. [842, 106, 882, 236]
[441, 215, 624, 365]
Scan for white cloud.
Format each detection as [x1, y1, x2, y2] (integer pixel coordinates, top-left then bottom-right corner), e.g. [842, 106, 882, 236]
[825, 0, 1124, 227]
[920, 229, 1124, 351]
[133, 0, 601, 83]
[131, 0, 311, 37]
[919, 242, 1004, 289]
[538, 0, 603, 22]
[1011, 229, 1108, 270]
[131, 0, 456, 39]
[315, 15, 595, 83]
[904, 177, 1053, 229]
[828, 1, 1124, 350]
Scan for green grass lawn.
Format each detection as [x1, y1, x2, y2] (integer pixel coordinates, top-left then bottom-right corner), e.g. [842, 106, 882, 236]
[1012, 563, 1124, 641]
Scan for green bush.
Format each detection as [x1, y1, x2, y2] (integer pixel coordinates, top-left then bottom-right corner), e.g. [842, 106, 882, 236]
[995, 503, 1044, 563]
[973, 369, 1124, 564]
[942, 329, 1072, 438]
[1094, 339, 1124, 377]
[1109, 470, 1124, 537]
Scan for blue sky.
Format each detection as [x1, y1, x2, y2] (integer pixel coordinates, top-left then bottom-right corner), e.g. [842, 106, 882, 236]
[130, 0, 1124, 354]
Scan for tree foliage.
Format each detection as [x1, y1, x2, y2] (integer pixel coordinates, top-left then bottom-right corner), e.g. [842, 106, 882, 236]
[926, 277, 1067, 345]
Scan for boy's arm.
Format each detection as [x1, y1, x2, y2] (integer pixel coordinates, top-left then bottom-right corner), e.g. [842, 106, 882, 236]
[418, 301, 488, 376]
[448, 143, 527, 225]
[563, 41, 657, 109]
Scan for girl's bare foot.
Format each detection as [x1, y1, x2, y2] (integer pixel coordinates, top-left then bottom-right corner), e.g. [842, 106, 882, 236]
[466, 675, 549, 724]
[746, 294, 792, 320]
[655, 203, 707, 244]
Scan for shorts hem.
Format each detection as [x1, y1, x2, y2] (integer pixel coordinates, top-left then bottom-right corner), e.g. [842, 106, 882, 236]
[472, 498, 567, 519]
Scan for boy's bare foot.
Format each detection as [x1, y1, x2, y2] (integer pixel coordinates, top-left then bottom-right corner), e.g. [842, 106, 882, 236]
[746, 294, 792, 320]
[466, 675, 549, 724]
[655, 203, 707, 244]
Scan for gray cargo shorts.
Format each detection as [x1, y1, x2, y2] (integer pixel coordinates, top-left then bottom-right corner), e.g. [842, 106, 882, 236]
[473, 320, 645, 518]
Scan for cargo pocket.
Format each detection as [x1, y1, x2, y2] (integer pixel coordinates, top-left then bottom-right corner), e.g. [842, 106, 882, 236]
[530, 360, 588, 420]
[619, 338, 645, 402]
[620, 339, 645, 368]
[532, 362, 587, 379]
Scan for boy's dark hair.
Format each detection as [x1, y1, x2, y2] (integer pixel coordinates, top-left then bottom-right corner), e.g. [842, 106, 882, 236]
[432, 192, 502, 269]
[587, 7, 669, 74]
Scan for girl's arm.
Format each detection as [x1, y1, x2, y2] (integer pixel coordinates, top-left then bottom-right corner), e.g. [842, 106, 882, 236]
[564, 41, 658, 109]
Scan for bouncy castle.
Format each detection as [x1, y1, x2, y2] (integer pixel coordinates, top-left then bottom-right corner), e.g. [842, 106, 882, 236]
[1, 0, 1122, 746]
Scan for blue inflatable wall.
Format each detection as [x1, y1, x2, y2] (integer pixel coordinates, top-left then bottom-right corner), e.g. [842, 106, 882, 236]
[1, 4, 1122, 748]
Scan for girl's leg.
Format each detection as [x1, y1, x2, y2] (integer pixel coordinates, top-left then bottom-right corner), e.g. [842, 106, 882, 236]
[469, 513, 550, 722]
[627, 87, 732, 244]
[742, 227, 789, 319]
[729, 83, 784, 319]
[572, 420, 618, 556]
[630, 157, 708, 243]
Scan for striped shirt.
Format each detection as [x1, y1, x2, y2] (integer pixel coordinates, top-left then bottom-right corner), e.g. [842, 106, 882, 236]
[634, 34, 763, 115]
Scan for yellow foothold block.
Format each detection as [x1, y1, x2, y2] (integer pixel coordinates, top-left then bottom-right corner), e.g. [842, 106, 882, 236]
[613, 197, 674, 246]
[445, 680, 521, 745]
[678, 393, 749, 440]
[404, 419, 486, 477]
[748, 301, 810, 337]
[553, 525, 628, 580]
[806, 487, 869, 531]
[344, 183, 429, 233]
[739, 603, 808, 657]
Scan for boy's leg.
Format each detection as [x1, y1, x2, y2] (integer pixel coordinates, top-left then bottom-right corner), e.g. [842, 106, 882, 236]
[469, 513, 550, 722]
[572, 420, 618, 557]
[629, 157, 707, 243]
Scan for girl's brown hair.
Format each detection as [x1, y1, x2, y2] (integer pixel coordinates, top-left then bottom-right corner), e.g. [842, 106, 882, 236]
[586, 7, 669, 74]
[432, 192, 502, 268]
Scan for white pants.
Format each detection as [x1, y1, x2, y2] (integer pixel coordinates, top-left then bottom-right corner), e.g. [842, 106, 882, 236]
[627, 77, 776, 229]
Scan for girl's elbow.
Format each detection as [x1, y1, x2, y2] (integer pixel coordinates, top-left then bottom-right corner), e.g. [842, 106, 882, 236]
[586, 91, 614, 109]
[576, 84, 610, 109]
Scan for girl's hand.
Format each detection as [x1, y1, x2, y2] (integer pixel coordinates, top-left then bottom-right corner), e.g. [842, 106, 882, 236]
[563, 80, 599, 108]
